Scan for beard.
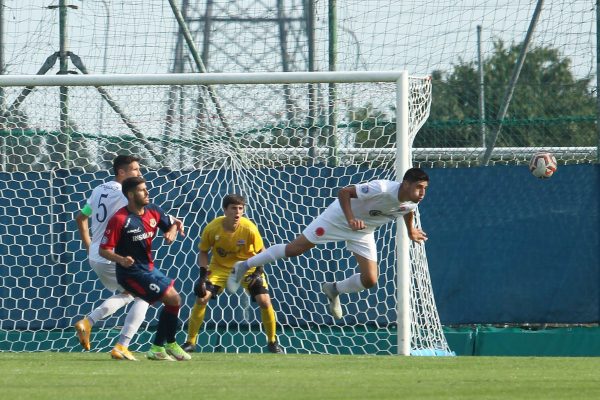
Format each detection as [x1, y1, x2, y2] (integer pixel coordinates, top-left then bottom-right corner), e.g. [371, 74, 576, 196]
[134, 196, 149, 208]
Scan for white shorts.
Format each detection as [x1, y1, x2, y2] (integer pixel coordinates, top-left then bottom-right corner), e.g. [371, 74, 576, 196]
[89, 260, 124, 292]
[302, 215, 378, 262]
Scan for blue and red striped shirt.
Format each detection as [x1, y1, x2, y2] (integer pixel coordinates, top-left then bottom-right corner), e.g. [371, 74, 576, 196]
[100, 204, 172, 271]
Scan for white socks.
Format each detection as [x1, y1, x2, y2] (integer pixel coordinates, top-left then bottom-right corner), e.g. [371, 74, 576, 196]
[87, 293, 134, 325]
[246, 243, 287, 268]
[118, 298, 149, 347]
[335, 273, 366, 294]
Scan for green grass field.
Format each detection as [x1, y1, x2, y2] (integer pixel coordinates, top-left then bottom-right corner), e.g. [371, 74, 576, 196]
[1, 353, 600, 399]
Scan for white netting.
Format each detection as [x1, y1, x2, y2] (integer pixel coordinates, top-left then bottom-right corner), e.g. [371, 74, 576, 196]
[1, 1, 595, 159]
[3, 1, 593, 78]
[0, 73, 451, 355]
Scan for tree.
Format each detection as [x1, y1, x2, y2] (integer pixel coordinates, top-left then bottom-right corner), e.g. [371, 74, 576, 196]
[415, 40, 596, 148]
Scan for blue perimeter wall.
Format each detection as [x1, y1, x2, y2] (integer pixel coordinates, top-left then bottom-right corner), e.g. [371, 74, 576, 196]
[422, 163, 599, 325]
[0, 163, 598, 328]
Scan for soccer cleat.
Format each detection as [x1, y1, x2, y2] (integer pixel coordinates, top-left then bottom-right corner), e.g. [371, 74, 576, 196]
[110, 343, 138, 361]
[165, 342, 192, 361]
[226, 261, 249, 293]
[267, 341, 284, 354]
[181, 341, 196, 353]
[74, 317, 92, 351]
[146, 345, 175, 361]
[322, 282, 343, 320]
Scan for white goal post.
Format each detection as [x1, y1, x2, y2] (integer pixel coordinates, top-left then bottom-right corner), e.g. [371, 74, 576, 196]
[0, 71, 451, 356]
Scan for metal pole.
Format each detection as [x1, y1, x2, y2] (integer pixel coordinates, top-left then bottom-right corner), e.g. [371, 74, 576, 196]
[0, 0, 5, 171]
[0, 0, 5, 113]
[59, 0, 70, 169]
[340, 26, 361, 139]
[194, 0, 212, 141]
[201, 0, 213, 69]
[306, 0, 316, 73]
[68, 52, 161, 163]
[306, 0, 317, 165]
[277, 0, 294, 120]
[99, 0, 110, 134]
[167, 0, 233, 138]
[163, 0, 188, 143]
[327, 0, 338, 166]
[597, 0, 600, 162]
[477, 25, 486, 148]
[482, 0, 544, 165]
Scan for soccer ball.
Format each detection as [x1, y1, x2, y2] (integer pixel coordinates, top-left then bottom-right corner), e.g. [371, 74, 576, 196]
[529, 152, 557, 179]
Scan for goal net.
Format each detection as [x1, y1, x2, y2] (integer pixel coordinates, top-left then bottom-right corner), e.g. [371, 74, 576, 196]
[0, 72, 451, 355]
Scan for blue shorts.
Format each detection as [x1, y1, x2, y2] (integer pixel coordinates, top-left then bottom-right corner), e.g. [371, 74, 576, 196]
[116, 266, 174, 304]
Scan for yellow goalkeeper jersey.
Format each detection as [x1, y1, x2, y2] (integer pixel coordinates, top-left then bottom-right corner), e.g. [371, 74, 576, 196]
[198, 216, 264, 271]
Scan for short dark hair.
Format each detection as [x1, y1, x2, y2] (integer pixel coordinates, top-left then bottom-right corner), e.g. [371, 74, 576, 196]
[122, 176, 146, 197]
[113, 155, 140, 176]
[402, 167, 429, 183]
[222, 194, 246, 209]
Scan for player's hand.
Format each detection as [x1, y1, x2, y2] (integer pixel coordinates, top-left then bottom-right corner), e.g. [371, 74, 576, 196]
[163, 223, 180, 244]
[348, 218, 366, 231]
[194, 279, 207, 299]
[163, 229, 177, 244]
[408, 228, 428, 243]
[120, 256, 135, 267]
[173, 217, 186, 237]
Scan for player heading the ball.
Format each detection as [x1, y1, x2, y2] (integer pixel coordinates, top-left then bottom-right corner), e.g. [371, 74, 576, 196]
[227, 167, 429, 320]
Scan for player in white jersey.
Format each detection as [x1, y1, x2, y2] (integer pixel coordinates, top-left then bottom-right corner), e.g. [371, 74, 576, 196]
[227, 167, 429, 320]
[73, 155, 184, 360]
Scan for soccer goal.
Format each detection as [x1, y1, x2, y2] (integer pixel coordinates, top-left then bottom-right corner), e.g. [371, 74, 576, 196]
[0, 71, 451, 356]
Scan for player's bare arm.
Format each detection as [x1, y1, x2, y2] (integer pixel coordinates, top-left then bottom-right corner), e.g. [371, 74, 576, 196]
[75, 212, 92, 252]
[403, 212, 428, 243]
[338, 185, 366, 230]
[98, 248, 135, 267]
[198, 250, 209, 273]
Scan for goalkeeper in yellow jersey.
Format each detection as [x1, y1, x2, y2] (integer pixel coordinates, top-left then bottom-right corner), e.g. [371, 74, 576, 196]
[181, 194, 284, 354]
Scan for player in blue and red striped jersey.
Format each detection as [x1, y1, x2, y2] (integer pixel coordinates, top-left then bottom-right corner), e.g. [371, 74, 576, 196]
[99, 176, 190, 361]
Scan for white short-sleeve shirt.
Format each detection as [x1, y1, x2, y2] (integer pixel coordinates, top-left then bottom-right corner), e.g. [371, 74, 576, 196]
[85, 181, 127, 264]
[302, 180, 418, 261]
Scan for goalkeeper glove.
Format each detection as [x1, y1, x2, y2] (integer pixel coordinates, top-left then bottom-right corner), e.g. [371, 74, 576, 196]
[193, 267, 208, 298]
[244, 267, 264, 292]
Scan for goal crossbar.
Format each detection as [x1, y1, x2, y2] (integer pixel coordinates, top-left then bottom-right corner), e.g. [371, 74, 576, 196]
[0, 71, 409, 87]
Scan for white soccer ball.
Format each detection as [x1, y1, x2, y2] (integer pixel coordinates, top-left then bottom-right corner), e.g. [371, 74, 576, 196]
[529, 152, 557, 179]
